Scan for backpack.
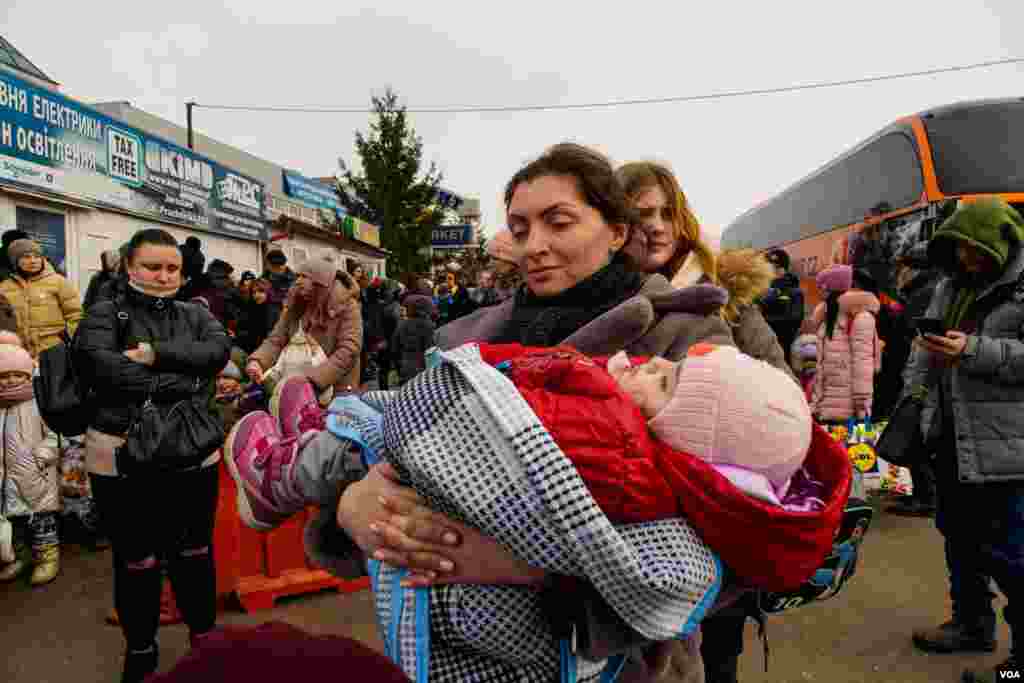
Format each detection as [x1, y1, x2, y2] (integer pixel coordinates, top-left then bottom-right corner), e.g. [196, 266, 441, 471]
[34, 300, 131, 437]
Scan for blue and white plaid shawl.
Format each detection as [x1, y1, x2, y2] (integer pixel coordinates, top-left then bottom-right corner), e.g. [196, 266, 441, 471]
[328, 344, 723, 682]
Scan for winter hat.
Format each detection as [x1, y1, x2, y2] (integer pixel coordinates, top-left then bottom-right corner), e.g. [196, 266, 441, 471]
[8, 239, 41, 267]
[648, 344, 812, 494]
[219, 361, 243, 382]
[266, 246, 288, 265]
[0, 343, 34, 377]
[928, 197, 1024, 275]
[1, 229, 28, 249]
[487, 229, 523, 266]
[815, 264, 853, 295]
[298, 257, 337, 287]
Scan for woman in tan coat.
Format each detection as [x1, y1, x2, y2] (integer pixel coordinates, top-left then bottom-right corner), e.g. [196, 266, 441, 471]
[246, 257, 362, 395]
[0, 239, 83, 359]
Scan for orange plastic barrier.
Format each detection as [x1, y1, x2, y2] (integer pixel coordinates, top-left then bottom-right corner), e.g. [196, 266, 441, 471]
[213, 458, 370, 612]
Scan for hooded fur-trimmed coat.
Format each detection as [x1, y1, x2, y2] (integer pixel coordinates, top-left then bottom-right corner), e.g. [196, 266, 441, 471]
[716, 249, 797, 383]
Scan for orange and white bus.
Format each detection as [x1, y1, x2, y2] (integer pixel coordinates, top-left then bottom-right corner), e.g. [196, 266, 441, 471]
[721, 98, 1024, 307]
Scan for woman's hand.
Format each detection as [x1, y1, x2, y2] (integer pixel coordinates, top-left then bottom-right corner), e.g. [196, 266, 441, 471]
[246, 360, 264, 383]
[336, 463, 461, 575]
[337, 463, 547, 588]
[123, 343, 155, 366]
[917, 331, 968, 362]
[393, 506, 548, 588]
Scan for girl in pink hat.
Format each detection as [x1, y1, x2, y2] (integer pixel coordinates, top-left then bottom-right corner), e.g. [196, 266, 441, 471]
[810, 264, 882, 422]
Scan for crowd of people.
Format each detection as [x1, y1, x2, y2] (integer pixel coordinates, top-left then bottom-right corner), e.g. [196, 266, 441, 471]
[1, 143, 1022, 683]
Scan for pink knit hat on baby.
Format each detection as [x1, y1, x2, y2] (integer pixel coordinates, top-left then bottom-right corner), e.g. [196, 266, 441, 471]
[648, 344, 812, 494]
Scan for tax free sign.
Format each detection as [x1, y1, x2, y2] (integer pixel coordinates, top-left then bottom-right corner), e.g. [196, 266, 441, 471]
[0, 69, 267, 241]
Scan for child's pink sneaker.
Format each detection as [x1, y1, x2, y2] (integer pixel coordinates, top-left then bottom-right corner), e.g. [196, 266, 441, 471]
[271, 376, 326, 440]
[224, 412, 305, 531]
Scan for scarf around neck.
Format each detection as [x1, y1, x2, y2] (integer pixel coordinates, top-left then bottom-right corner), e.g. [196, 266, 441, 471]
[494, 254, 645, 347]
[0, 379, 34, 408]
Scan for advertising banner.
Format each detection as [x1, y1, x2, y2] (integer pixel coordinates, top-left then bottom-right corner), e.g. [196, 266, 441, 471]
[431, 224, 474, 248]
[282, 171, 341, 213]
[0, 70, 267, 241]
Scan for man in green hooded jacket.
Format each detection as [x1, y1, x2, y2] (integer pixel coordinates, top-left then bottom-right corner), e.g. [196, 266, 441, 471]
[904, 198, 1024, 683]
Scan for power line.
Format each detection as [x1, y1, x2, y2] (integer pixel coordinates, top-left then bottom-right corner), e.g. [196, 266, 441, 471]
[191, 56, 1024, 115]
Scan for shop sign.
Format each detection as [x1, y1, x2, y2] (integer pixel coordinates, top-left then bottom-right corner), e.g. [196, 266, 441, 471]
[431, 224, 474, 248]
[0, 69, 267, 241]
[352, 218, 380, 247]
[282, 171, 342, 213]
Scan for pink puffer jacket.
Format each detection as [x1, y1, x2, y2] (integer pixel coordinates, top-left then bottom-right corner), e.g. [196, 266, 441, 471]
[810, 290, 881, 421]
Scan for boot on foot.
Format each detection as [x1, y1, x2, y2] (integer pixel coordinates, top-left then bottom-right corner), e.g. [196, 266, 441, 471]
[271, 375, 325, 439]
[224, 412, 306, 531]
[913, 615, 997, 653]
[961, 656, 1020, 682]
[121, 644, 158, 683]
[30, 545, 59, 586]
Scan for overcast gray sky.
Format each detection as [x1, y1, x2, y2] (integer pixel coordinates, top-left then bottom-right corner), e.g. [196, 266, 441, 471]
[5, 0, 1023, 242]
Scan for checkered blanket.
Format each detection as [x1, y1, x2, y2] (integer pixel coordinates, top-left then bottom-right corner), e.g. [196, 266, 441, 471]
[340, 345, 723, 682]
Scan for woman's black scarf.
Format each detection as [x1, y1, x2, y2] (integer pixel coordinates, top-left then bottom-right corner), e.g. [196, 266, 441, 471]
[493, 254, 646, 347]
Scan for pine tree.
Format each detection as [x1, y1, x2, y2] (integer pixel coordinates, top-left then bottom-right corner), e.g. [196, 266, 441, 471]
[337, 88, 443, 276]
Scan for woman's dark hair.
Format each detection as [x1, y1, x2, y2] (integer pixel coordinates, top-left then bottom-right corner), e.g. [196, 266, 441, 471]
[336, 271, 355, 289]
[125, 228, 179, 264]
[852, 268, 877, 294]
[504, 143, 637, 227]
[825, 291, 841, 340]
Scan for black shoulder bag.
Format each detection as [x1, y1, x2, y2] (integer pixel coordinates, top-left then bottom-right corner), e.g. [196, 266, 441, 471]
[115, 304, 225, 476]
[35, 302, 131, 437]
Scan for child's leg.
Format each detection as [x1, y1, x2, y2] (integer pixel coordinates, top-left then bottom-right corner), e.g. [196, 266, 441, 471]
[225, 403, 382, 531]
[29, 511, 60, 585]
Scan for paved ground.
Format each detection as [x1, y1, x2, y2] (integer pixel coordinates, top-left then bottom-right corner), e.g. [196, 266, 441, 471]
[1, 495, 1011, 683]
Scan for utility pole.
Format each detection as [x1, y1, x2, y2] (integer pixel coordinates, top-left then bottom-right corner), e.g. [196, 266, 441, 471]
[186, 101, 195, 150]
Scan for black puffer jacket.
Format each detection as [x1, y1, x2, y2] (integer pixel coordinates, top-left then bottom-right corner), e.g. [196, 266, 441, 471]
[74, 288, 231, 437]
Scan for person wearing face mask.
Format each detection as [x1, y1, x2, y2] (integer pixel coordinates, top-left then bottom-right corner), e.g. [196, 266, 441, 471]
[73, 228, 231, 683]
[246, 257, 362, 398]
[260, 246, 297, 328]
[0, 239, 83, 359]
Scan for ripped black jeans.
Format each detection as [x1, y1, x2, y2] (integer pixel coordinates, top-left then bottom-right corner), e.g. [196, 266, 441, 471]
[91, 466, 219, 651]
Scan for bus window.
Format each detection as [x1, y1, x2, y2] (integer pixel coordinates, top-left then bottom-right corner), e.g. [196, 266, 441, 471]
[924, 102, 1024, 196]
[726, 130, 924, 250]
